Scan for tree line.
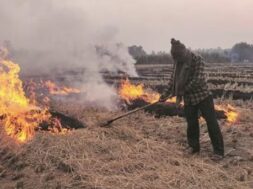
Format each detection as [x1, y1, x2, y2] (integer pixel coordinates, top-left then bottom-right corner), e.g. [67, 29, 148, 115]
[129, 42, 253, 64]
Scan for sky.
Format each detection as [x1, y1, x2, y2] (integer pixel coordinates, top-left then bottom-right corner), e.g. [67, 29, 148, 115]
[82, 0, 253, 52]
[1, 0, 253, 53]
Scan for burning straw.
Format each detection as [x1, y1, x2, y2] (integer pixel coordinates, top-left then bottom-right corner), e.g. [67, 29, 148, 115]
[0, 49, 70, 143]
[118, 79, 239, 123]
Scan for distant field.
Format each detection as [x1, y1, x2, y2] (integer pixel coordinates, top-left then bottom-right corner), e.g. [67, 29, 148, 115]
[104, 63, 253, 101]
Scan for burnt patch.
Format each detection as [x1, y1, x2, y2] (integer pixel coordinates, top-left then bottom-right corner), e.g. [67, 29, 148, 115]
[39, 110, 86, 131]
[125, 99, 227, 119]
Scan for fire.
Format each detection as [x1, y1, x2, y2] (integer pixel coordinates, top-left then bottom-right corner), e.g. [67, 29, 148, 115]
[44, 80, 80, 95]
[118, 79, 160, 103]
[166, 96, 177, 103]
[0, 51, 67, 143]
[215, 104, 239, 123]
[119, 80, 238, 123]
[118, 79, 177, 104]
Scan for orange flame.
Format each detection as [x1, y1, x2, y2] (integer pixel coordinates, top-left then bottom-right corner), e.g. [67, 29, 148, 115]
[119, 80, 238, 123]
[118, 79, 177, 104]
[118, 79, 160, 103]
[166, 96, 177, 103]
[0, 51, 68, 143]
[215, 104, 239, 123]
[44, 80, 80, 95]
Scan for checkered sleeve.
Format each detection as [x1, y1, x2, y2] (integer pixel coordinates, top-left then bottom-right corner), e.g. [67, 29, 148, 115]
[184, 57, 205, 93]
[168, 64, 174, 90]
[162, 63, 175, 97]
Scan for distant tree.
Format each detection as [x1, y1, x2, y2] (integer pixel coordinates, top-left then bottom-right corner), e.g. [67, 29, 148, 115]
[195, 48, 230, 63]
[135, 52, 173, 65]
[128, 45, 146, 59]
[231, 42, 253, 62]
[128, 46, 173, 64]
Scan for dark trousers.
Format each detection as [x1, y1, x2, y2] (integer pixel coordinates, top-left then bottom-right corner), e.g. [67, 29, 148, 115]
[184, 95, 224, 156]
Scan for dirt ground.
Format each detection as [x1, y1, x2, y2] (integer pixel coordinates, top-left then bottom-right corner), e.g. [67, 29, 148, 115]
[0, 100, 253, 189]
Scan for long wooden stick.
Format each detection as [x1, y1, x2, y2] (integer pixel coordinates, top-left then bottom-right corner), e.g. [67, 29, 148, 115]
[100, 101, 160, 127]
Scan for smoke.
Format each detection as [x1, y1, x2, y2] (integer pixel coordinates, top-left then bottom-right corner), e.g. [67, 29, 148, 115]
[0, 0, 137, 110]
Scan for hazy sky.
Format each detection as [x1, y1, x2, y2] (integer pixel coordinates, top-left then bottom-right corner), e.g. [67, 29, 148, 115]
[82, 0, 253, 52]
[1, 0, 253, 53]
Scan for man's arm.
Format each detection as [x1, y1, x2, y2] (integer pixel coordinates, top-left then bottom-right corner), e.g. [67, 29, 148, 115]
[184, 58, 206, 92]
[160, 63, 175, 100]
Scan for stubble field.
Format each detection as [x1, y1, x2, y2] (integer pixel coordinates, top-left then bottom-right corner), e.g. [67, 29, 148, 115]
[1, 63, 253, 189]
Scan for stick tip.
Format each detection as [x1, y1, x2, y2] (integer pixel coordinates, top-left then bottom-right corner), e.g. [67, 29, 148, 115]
[99, 120, 113, 127]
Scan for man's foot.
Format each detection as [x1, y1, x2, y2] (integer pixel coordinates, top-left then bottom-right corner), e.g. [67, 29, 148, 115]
[210, 154, 224, 161]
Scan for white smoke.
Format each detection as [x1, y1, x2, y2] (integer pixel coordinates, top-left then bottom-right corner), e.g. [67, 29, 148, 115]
[0, 0, 137, 110]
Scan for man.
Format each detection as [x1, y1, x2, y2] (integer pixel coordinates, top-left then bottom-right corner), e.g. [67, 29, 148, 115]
[160, 38, 224, 159]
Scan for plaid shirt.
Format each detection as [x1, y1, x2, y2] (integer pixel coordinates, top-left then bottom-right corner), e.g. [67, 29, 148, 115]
[165, 53, 211, 105]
